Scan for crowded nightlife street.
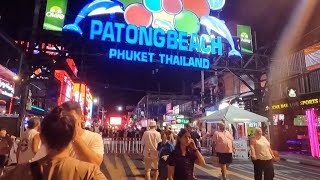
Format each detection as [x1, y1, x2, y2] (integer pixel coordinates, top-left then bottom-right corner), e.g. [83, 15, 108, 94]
[100, 153, 320, 180]
[1, 0, 320, 179]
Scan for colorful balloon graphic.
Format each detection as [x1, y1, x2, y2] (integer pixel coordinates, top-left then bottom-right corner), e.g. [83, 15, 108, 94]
[143, 0, 162, 13]
[207, 0, 226, 10]
[162, 0, 182, 15]
[174, 10, 200, 34]
[182, 0, 209, 18]
[124, 4, 153, 27]
[118, 0, 142, 8]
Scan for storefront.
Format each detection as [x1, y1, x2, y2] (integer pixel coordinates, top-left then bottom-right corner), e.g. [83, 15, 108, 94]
[0, 65, 16, 115]
[54, 70, 94, 120]
[271, 92, 320, 157]
[74, 83, 94, 120]
[54, 70, 74, 105]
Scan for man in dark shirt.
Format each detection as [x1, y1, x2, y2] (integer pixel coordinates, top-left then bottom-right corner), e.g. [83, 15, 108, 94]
[187, 124, 208, 151]
[157, 131, 174, 180]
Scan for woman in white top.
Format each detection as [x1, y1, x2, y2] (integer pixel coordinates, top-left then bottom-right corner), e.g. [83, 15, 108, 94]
[17, 117, 41, 164]
[250, 128, 275, 180]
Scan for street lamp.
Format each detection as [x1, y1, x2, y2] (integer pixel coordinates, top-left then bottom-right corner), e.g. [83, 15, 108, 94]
[117, 106, 123, 111]
[93, 98, 98, 104]
[13, 75, 19, 81]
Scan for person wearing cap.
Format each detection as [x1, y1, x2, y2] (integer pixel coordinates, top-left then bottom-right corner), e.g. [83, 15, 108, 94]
[17, 117, 41, 164]
[213, 123, 235, 180]
[141, 121, 161, 180]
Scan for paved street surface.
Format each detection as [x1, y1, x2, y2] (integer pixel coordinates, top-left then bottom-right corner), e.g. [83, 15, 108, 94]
[101, 154, 320, 180]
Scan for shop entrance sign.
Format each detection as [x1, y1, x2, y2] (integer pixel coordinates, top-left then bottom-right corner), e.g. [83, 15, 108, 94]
[61, 0, 242, 70]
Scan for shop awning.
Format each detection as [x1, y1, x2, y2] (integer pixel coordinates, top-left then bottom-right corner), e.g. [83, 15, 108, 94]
[0, 65, 16, 80]
[199, 105, 268, 123]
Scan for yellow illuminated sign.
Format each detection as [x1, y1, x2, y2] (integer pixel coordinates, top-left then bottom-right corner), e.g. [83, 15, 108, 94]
[272, 98, 320, 110]
[272, 103, 289, 110]
[300, 98, 319, 106]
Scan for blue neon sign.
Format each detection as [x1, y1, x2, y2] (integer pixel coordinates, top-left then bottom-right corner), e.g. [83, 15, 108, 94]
[63, 0, 241, 69]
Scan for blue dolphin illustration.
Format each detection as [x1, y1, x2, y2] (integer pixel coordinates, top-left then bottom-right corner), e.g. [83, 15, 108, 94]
[63, 0, 125, 35]
[200, 16, 241, 57]
[154, 19, 175, 31]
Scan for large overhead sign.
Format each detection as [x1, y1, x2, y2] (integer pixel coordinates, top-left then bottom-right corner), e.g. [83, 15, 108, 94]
[43, 0, 68, 31]
[237, 25, 253, 54]
[61, 0, 241, 69]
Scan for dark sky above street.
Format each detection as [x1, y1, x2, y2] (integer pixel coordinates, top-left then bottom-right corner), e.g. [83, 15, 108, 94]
[1, 0, 320, 111]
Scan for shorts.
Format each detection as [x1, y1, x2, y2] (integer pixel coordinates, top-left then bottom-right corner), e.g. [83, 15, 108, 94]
[144, 157, 159, 170]
[217, 153, 233, 165]
[0, 155, 8, 168]
[158, 164, 168, 180]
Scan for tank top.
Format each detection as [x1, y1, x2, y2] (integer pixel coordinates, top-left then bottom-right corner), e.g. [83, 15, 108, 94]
[18, 129, 39, 164]
[255, 136, 272, 160]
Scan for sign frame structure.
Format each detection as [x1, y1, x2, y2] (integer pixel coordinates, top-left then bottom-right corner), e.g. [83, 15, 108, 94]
[237, 25, 253, 54]
[43, 0, 68, 31]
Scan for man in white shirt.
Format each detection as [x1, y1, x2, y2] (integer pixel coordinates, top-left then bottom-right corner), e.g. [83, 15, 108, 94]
[17, 117, 41, 164]
[141, 121, 161, 180]
[33, 101, 104, 165]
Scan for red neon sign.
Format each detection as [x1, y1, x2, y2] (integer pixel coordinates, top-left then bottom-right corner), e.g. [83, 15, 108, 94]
[110, 117, 122, 125]
[66, 58, 78, 77]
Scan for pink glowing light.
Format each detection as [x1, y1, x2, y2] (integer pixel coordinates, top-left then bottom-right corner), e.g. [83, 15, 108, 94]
[306, 109, 320, 158]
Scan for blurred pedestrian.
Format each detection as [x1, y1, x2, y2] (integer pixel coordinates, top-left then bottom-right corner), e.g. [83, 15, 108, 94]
[167, 128, 206, 180]
[213, 123, 234, 180]
[250, 128, 275, 180]
[33, 101, 104, 166]
[157, 131, 174, 180]
[141, 121, 161, 180]
[0, 128, 13, 174]
[166, 126, 175, 145]
[17, 117, 41, 164]
[187, 123, 209, 152]
[0, 106, 106, 180]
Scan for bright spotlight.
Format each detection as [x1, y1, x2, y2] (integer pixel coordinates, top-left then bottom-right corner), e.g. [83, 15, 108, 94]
[13, 75, 19, 81]
[117, 106, 123, 111]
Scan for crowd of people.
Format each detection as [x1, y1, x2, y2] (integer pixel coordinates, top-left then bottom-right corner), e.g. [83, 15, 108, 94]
[0, 100, 277, 180]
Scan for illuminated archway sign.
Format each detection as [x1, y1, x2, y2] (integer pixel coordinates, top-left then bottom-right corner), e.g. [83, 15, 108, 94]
[63, 0, 241, 69]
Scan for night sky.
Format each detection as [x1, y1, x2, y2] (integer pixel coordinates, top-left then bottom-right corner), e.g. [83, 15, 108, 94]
[1, 0, 320, 112]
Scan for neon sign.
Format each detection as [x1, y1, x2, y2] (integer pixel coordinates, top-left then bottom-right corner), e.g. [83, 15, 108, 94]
[0, 78, 14, 98]
[63, 0, 241, 69]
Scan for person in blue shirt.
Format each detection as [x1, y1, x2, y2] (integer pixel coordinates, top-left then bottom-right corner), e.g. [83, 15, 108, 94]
[157, 131, 174, 180]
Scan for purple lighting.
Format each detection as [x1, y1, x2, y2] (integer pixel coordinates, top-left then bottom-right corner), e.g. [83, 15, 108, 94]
[305, 108, 320, 158]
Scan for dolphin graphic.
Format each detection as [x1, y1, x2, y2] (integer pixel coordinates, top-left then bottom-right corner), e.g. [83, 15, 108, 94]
[154, 19, 175, 31]
[200, 16, 241, 57]
[63, 0, 125, 35]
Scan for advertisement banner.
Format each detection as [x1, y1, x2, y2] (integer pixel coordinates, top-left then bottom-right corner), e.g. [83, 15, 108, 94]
[43, 0, 68, 31]
[237, 25, 253, 54]
[233, 140, 249, 160]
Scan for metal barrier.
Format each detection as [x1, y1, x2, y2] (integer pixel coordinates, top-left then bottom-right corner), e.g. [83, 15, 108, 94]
[200, 137, 213, 154]
[103, 138, 143, 154]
